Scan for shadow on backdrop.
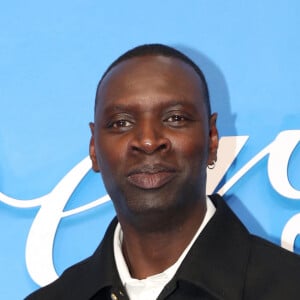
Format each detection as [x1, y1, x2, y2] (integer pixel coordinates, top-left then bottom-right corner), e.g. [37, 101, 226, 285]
[173, 45, 269, 239]
[174, 44, 236, 136]
[175, 44, 237, 184]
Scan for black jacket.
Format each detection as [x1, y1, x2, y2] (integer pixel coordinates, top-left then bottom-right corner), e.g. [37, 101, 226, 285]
[26, 194, 300, 299]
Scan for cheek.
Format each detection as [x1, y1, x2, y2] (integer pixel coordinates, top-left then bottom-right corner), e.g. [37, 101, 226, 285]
[95, 136, 128, 172]
[173, 134, 208, 160]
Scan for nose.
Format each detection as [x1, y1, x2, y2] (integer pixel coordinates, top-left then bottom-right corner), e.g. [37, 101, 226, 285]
[129, 120, 171, 154]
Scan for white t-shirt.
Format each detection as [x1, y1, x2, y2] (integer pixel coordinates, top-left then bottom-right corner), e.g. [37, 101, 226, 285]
[113, 197, 216, 300]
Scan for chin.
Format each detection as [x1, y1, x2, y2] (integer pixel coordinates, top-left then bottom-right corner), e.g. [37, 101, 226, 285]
[127, 195, 174, 214]
[119, 192, 185, 230]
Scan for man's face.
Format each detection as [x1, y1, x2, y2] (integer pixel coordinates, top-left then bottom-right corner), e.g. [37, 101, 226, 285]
[90, 55, 218, 222]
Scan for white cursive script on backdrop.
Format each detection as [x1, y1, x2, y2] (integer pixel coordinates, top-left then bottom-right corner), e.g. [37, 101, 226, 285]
[0, 130, 300, 286]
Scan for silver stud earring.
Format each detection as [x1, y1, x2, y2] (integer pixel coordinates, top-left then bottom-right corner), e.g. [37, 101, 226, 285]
[207, 161, 216, 169]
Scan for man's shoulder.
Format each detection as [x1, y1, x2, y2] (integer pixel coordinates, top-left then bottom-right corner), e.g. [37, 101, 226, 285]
[210, 193, 300, 266]
[243, 235, 300, 298]
[209, 194, 300, 296]
[25, 217, 119, 300]
[248, 234, 300, 271]
[25, 256, 93, 299]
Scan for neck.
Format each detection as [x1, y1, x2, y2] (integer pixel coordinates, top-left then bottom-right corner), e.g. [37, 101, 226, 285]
[118, 199, 207, 279]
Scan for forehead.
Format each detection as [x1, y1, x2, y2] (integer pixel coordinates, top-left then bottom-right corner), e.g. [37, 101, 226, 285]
[96, 55, 206, 113]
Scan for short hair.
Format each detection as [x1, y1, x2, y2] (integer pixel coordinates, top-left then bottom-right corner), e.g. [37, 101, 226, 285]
[95, 43, 211, 116]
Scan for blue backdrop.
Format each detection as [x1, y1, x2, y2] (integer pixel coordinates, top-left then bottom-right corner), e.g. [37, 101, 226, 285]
[1, 1, 300, 299]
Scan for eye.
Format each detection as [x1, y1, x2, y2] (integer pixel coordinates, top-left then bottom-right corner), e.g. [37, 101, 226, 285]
[163, 111, 193, 128]
[110, 120, 132, 128]
[166, 115, 187, 122]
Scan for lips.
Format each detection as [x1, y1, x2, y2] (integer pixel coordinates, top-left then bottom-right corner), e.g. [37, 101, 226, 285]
[127, 164, 177, 190]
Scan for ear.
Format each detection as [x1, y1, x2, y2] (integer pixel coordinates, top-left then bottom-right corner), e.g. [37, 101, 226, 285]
[207, 113, 219, 166]
[89, 122, 100, 172]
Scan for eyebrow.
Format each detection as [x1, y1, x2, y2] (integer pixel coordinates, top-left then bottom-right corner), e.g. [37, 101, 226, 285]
[102, 98, 196, 112]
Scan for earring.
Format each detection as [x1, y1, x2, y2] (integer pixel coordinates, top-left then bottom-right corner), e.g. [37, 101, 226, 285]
[207, 161, 216, 169]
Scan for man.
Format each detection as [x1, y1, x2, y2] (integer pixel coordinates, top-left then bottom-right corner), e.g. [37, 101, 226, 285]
[26, 44, 300, 300]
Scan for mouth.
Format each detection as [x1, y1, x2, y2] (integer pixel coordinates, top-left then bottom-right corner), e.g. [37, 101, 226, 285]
[127, 164, 177, 190]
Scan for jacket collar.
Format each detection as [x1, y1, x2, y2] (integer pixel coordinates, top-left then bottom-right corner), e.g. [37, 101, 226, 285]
[67, 217, 123, 299]
[77, 194, 251, 299]
[174, 194, 251, 299]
